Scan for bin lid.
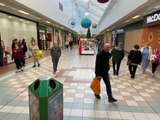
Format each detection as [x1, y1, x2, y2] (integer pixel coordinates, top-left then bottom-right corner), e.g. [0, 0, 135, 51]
[28, 76, 62, 98]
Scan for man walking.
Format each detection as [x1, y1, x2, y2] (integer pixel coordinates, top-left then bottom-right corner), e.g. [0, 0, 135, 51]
[51, 41, 61, 74]
[95, 43, 117, 102]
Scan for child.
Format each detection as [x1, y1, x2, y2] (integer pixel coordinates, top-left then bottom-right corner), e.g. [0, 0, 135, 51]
[151, 49, 160, 77]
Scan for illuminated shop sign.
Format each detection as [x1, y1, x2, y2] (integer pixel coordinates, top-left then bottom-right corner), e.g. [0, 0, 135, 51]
[144, 10, 160, 27]
[147, 13, 160, 23]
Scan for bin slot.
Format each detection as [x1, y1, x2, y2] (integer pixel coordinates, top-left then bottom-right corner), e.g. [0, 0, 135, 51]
[49, 80, 56, 89]
[34, 80, 40, 90]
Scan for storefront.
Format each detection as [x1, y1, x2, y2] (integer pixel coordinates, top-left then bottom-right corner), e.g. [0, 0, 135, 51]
[54, 29, 63, 47]
[38, 25, 53, 50]
[142, 10, 160, 52]
[0, 12, 37, 65]
[111, 29, 125, 47]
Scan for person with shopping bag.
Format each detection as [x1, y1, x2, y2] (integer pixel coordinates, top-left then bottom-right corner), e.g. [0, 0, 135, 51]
[94, 43, 117, 102]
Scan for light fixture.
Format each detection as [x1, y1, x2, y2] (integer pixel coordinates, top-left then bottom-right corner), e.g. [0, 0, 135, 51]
[125, 20, 130, 23]
[85, 12, 89, 16]
[8, 16, 12, 19]
[97, 0, 109, 3]
[46, 21, 51, 24]
[18, 10, 29, 15]
[0, 3, 6, 6]
[132, 15, 140, 19]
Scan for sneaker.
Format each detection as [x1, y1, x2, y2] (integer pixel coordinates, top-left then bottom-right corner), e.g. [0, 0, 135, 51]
[32, 65, 36, 67]
[38, 64, 40, 67]
[94, 94, 101, 99]
[108, 97, 117, 102]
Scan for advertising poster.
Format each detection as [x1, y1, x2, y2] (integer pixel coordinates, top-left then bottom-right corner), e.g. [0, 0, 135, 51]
[48, 90, 63, 120]
[29, 91, 40, 120]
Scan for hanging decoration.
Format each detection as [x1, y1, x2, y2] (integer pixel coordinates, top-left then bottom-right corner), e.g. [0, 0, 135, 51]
[97, 0, 109, 3]
[81, 17, 92, 28]
[92, 23, 97, 28]
[68, 18, 77, 28]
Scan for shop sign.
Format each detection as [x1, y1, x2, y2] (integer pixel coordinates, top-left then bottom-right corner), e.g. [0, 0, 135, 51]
[144, 10, 160, 27]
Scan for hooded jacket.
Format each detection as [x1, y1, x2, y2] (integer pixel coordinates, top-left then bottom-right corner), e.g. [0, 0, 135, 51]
[111, 46, 124, 63]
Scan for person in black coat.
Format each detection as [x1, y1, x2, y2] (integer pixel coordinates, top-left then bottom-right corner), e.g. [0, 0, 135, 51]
[111, 42, 124, 75]
[95, 43, 117, 102]
[20, 39, 27, 67]
[128, 44, 142, 79]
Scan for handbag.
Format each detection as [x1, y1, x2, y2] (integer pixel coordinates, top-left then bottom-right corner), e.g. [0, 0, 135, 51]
[127, 59, 131, 65]
[90, 77, 101, 95]
[34, 50, 43, 59]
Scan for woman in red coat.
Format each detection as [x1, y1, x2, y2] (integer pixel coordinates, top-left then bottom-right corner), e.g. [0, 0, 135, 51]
[12, 43, 23, 73]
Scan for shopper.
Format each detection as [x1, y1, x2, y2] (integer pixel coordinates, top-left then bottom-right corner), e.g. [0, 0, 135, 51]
[51, 40, 61, 74]
[95, 43, 117, 102]
[12, 43, 23, 73]
[30, 41, 40, 67]
[20, 39, 27, 67]
[151, 49, 160, 77]
[127, 44, 142, 79]
[97, 39, 104, 53]
[141, 42, 152, 75]
[111, 42, 124, 75]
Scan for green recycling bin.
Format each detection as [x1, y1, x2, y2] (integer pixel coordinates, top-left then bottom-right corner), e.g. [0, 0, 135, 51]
[28, 76, 63, 120]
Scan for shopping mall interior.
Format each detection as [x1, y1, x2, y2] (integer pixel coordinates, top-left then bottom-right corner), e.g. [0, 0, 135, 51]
[0, 0, 160, 120]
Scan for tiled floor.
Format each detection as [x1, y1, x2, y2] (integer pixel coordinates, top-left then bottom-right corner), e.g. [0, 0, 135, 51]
[0, 48, 160, 120]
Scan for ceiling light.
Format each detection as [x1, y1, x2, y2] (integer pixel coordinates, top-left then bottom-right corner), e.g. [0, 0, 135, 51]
[8, 16, 12, 19]
[132, 15, 140, 19]
[85, 12, 89, 16]
[125, 20, 130, 23]
[18, 10, 29, 15]
[46, 21, 51, 24]
[0, 3, 6, 6]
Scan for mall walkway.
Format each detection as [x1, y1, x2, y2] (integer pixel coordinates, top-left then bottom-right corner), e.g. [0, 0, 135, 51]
[0, 48, 160, 120]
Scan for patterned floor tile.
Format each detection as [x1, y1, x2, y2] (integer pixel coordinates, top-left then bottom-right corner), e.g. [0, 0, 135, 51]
[0, 49, 160, 120]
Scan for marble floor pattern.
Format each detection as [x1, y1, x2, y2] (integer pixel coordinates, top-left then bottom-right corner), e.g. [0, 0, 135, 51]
[0, 49, 160, 120]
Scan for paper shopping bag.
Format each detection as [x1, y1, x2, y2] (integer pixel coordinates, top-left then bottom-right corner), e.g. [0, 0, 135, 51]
[90, 77, 101, 95]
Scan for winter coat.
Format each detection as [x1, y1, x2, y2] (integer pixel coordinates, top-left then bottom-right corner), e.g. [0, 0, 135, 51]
[128, 50, 142, 65]
[12, 47, 23, 60]
[95, 50, 111, 76]
[111, 46, 124, 63]
[51, 46, 61, 59]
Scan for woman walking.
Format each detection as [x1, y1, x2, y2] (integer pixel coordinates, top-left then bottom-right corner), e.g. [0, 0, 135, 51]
[30, 41, 40, 67]
[128, 44, 142, 79]
[141, 42, 152, 75]
[151, 49, 160, 77]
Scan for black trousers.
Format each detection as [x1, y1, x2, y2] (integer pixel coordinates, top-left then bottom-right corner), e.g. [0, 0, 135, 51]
[52, 57, 59, 72]
[128, 65, 138, 77]
[14, 59, 22, 69]
[152, 63, 159, 74]
[113, 62, 121, 75]
[101, 73, 113, 99]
